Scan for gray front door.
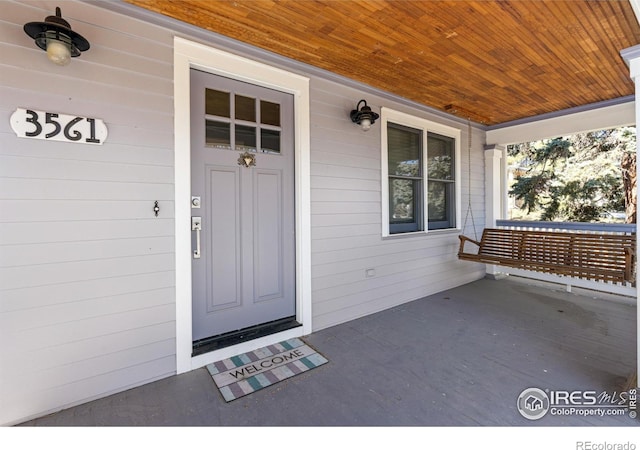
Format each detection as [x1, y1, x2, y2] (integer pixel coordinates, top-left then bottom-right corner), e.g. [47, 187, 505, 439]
[190, 69, 295, 341]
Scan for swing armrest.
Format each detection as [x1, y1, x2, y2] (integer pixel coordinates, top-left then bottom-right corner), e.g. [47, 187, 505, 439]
[624, 246, 635, 283]
[458, 234, 482, 255]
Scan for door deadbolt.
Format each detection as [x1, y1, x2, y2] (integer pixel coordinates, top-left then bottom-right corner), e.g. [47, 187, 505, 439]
[191, 196, 201, 208]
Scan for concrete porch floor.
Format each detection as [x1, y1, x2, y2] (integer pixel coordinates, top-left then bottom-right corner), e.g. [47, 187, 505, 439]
[18, 276, 638, 427]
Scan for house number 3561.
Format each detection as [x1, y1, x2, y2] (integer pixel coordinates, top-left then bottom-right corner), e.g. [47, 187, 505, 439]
[10, 108, 108, 145]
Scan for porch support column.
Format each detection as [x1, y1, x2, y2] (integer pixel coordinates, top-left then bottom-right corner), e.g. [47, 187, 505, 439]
[621, 44, 640, 389]
[484, 144, 505, 278]
[484, 144, 505, 227]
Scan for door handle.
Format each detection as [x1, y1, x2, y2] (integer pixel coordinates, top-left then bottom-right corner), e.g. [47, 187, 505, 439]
[192, 216, 202, 259]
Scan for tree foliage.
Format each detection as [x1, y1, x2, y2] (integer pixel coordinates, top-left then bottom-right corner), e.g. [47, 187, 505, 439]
[508, 127, 636, 223]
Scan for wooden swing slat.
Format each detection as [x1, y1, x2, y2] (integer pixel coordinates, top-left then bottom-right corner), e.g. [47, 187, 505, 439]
[458, 228, 635, 284]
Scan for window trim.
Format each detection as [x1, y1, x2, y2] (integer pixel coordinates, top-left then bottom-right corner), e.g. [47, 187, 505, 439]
[381, 107, 462, 237]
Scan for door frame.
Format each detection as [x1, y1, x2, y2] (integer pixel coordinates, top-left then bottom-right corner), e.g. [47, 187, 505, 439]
[174, 37, 312, 373]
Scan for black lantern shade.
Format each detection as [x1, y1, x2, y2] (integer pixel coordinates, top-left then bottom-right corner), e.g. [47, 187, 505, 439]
[350, 99, 380, 131]
[24, 7, 90, 65]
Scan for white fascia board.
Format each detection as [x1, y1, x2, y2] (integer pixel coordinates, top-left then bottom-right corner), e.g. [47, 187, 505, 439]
[485, 99, 635, 145]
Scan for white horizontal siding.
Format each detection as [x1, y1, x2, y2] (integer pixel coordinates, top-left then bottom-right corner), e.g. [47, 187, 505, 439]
[312, 189, 381, 203]
[311, 175, 381, 191]
[1, 236, 173, 268]
[0, 218, 174, 246]
[0, 153, 174, 184]
[309, 78, 485, 331]
[313, 244, 459, 291]
[1, 271, 175, 312]
[1, 64, 172, 113]
[2, 287, 175, 334]
[4, 356, 176, 426]
[3, 302, 175, 356]
[1, 200, 174, 223]
[0, 0, 176, 425]
[5, 323, 176, 379]
[313, 263, 484, 321]
[1, 253, 175, 290]
[0, 88, 174, 148]
[313, 260, 477, 311]
[313, 233, 457, 261]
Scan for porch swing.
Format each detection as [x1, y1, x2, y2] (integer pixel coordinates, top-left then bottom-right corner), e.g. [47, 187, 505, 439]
[456, 121, 636, 285]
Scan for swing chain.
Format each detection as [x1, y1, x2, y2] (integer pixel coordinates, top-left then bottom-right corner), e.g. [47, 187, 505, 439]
[462, 119, 478, 241]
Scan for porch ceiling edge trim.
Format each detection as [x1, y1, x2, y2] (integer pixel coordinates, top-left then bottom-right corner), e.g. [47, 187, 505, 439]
[486, 100, 635, 145]
[485, 96, 635, 132]
[84, 0, 485, 129]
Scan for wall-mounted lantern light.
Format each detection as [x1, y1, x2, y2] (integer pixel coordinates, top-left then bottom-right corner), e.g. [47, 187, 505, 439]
[350, 99, 379, 132]
[24, 7, 90, 66]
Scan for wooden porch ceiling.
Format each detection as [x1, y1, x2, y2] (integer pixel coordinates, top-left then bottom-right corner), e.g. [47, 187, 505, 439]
[126, 0, 640, 126]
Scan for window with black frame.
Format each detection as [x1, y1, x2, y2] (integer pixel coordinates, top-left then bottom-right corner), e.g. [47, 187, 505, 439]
[385, 117, 457, 235]
[388, 123, 423, 234]
[427, 132, 456, 230]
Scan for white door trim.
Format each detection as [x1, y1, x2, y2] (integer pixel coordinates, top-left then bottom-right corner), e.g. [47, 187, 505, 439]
[174, 37, 312, 373]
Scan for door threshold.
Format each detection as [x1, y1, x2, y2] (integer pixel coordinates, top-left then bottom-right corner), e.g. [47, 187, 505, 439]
[192, 317, 301, 357]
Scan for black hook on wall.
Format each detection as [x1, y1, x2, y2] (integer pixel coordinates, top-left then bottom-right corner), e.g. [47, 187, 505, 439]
[153, 201, 160, 217]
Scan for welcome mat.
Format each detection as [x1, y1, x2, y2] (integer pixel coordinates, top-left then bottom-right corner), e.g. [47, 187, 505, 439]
[206, 337, 328, 402]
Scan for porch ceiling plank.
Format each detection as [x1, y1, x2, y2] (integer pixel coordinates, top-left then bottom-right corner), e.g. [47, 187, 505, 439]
[125, 0, 640, 126]
[616, 1, 640, 44]
[568, 1, 631, 94]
